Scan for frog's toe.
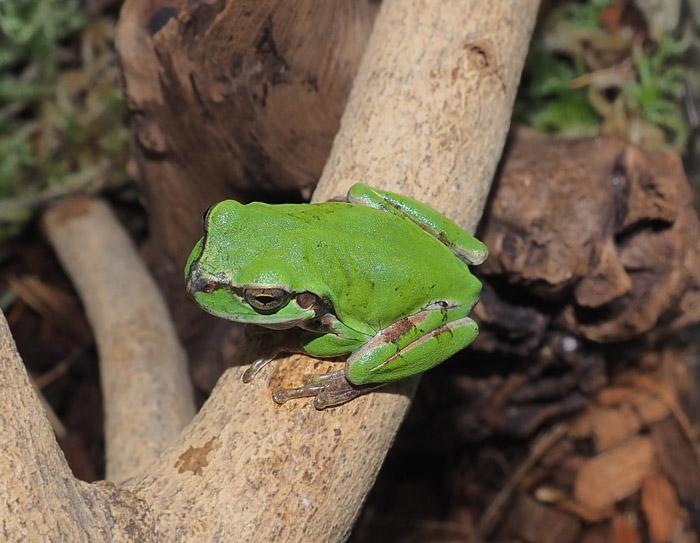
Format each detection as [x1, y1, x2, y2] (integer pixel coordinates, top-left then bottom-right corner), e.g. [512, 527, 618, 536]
[302, 369, 345, 385]
[242, 356, 275, 383]
[313, 386, 375, 409]
[272, 383, 325, 404]
[273, 370, 382, 409]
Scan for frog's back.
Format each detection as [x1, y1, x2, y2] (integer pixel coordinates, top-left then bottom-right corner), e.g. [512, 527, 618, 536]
[228, 201, 481, 334]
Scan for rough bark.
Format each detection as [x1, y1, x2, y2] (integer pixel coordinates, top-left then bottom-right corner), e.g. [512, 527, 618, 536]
[2, 0, 538, 541]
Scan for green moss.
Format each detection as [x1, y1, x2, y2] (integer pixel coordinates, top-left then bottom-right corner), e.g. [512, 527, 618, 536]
[0, 1, 128, 240]
[515, 0, 692, 151]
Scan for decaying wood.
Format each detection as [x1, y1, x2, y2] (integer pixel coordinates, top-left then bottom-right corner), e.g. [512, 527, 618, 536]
[454, 344, 700, 543]
[396, 130, 700, 543]
[447, 129, 700, 440]
[477, 129, 700, 346]
[2, 0, 539, 541]
[43, 198, 196, 483]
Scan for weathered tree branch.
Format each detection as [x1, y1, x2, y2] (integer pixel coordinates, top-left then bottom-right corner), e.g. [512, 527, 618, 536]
[0, 310, 155, 541]
[43, 198, 196, 483]
[122, 1, 539, 540]
[2, 0, 539, 540]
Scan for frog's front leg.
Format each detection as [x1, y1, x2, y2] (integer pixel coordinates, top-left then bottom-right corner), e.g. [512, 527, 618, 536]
[241, 325, 305, 383]
[242, 314, 367, 384]
[273, 303, 478, 409]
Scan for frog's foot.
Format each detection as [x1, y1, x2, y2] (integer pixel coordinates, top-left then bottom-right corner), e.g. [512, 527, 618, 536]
[272, 369, 383, 409]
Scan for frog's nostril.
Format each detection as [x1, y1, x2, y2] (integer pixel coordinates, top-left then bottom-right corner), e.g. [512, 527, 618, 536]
[187, 272, 218, 295]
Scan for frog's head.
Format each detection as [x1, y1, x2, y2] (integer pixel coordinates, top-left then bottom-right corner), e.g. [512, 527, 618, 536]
[185, 201, 317, 327]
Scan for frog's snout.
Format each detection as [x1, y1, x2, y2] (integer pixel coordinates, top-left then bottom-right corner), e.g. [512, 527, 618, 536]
[186, 264, 218, 297]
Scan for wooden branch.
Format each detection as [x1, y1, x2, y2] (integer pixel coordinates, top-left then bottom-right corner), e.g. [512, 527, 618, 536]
[0, 310, 86, 535]
[0, 310, 157, 540]
[43, 198, 196, 483]
[2, 1, 539, 540]
[126, 0, 540, 540]
[313, 0, 534, 227]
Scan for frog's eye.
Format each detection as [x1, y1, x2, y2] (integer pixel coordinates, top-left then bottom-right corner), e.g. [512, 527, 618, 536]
[202, 204, 215, 231]
[244, 287, 291, 313]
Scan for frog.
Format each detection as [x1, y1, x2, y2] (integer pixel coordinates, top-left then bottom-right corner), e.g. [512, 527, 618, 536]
[185, 183, 487, 409]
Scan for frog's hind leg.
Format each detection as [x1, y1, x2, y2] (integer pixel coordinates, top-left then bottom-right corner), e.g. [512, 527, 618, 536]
[346, 303, 478, 385]
[346, 183, 488, 265]
[272, 303, 477, 409]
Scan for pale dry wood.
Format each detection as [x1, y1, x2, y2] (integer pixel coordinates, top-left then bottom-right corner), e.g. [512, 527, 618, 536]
[43, 198, 196, 483]
[0, 311, 156, 542]
[1, 0, 538, 540]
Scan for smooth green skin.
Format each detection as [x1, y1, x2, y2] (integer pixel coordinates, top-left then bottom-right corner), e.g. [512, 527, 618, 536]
[185, 183, 487, 406]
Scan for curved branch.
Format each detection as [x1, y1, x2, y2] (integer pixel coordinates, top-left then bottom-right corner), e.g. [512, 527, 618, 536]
[2, 0, 539, 540]
[0, 310, 158, 540]
[43, 198, 196, 483]
[128, 0, 540, 540]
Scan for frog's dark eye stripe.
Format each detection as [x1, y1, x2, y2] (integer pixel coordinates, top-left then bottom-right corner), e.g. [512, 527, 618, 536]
[202, 204, 215, 232]
[244, 287, 291, 313]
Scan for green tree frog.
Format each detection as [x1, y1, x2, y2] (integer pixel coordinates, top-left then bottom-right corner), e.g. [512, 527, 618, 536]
[185, 183, 487, 408]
